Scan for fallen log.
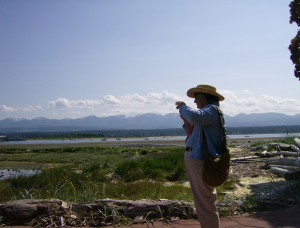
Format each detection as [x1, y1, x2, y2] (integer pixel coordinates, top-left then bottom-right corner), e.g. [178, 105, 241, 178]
[269, 167, 293, 176]
[265, 157, 300, 167]
[0, 199, 197, 227]
[282, 151, 300, 157]
[291, 145, 300, 152]
[72, 199, 196, 219]
[295, 138, 300, 148]
[278, 143, 292, 151]
[255, 151, 281, 158]
[231, 160, 266, 163]
[269, 165, 300, 172]
[231, 156, 260, 161]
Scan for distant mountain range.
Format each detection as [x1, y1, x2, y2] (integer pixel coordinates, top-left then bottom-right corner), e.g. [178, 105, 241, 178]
[0, 112, 300, 132]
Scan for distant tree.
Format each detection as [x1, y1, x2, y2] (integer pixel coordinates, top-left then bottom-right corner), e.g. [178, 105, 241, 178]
[289, 0, 300, 80]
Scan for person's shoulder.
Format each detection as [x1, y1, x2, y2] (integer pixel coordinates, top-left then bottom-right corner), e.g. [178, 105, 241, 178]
[205, 103, 219, 111]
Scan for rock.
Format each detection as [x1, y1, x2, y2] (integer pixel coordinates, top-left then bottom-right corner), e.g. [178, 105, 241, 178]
[73, 170, 82, 174]
[105, 173, 121, 179]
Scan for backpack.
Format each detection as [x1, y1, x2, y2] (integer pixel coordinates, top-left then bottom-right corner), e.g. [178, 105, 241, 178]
[203, 106, 231, 187]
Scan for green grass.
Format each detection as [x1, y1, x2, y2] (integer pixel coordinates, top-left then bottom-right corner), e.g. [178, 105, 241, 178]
[0, 146, 192, 203]
[0, 145, 237, 206]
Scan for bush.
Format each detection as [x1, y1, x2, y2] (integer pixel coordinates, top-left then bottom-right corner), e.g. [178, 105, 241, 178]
[115, 148, 187, 182]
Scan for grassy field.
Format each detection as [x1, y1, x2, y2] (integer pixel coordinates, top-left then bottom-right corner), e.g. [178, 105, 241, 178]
[0, 147, 193, 203]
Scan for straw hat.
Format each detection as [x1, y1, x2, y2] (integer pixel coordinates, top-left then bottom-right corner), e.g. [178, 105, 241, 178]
[187, 84, 225, 101]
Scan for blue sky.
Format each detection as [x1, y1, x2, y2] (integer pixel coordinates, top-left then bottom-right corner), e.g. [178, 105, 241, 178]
[1, 0, 300, 120]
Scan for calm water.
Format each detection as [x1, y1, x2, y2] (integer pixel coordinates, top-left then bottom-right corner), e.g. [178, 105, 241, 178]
[0, 169, 42, 181]
[1, 133, 300, 145]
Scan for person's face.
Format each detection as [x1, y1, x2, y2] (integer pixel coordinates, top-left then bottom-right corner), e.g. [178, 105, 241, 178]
[194, 94, 207, 109]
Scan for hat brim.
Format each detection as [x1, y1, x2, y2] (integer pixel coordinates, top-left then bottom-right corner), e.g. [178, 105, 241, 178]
[187, 88, 225, 101]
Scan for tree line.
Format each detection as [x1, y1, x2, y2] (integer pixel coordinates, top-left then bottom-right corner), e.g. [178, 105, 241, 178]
[2, 125, 300, 139]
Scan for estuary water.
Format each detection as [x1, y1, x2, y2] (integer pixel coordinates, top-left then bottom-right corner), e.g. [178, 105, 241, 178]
[1, 133, 300, 145]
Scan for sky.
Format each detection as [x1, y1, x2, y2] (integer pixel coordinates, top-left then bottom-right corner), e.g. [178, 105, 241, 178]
[1, 0, 300, 121]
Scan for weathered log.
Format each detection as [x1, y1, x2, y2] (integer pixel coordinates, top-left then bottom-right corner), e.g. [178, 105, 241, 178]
[294, 138, 300, 148]
[71, 199, 196, 219]
[291, 145, 300, 152]
[269, 167, 293, 175]
[231, 156, 260, 161]
[269, 165, 300, 172]
[265, 157, 300, 167]
[256, 151, 281, 158]
[282, 151, 300, 157]
[232, 160, 266, 163]
[278, 143, 292, 151]
[1, 199, 60, 220]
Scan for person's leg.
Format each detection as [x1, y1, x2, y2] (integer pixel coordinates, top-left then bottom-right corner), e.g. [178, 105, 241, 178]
[185, 152, 220, 228]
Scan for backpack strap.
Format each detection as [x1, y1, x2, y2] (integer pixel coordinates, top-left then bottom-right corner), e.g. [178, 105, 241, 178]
[215, 106, 226, 135]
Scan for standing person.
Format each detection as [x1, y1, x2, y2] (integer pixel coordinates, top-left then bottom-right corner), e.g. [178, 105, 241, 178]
[175, 84, 225, 228]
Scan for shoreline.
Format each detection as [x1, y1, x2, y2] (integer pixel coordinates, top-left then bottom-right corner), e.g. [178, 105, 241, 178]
[0, 137, 284, 149]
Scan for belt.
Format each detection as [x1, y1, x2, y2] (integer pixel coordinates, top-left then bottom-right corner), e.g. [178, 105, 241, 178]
[185, 147, 193, 151]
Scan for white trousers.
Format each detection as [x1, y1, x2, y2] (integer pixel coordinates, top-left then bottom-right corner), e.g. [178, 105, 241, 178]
[185, 151, 220, 228]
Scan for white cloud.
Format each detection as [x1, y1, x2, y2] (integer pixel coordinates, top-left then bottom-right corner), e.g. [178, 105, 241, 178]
[18, 105, 42, 112]
[220, 90, 300, 116]
[47, 90, 300, 117]
[71, 111, 87, 115]
[48, 91, 188, 110]
[0, 105, 18, 112]
[241, 90, 254, 94]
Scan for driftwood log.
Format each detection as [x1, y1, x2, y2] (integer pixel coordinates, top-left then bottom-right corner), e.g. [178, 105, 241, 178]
[268, 165, 300, 172]
[269, 167, 293, 176]
[231, 156, 260, 161]
[264, 157, 300, 167]
[282, 151, 300, 157]
[295, 138, 300, 148]
[0, 199, 196, 227]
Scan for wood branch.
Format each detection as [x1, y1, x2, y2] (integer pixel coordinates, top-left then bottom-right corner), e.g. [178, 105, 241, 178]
[265, 157, 300, 167]
[231, 156, 260, 161]
[295, 138, 300, 148]
[282, 151, 300, 157]
[232, 160, 266, 163]
[269, 165, 300, 172]
[269, 167, 293, 175]
[257, 151, 281, 158]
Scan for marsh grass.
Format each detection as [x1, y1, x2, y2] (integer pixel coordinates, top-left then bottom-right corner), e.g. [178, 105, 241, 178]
[0, 147, 194, 203]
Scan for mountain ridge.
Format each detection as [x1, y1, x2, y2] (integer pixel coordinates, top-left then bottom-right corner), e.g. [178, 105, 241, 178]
[1, 112, 300, 132]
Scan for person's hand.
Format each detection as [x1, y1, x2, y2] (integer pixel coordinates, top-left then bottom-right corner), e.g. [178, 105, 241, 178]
[180, 114, 190, 126]
[175, 101, 186, 110]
